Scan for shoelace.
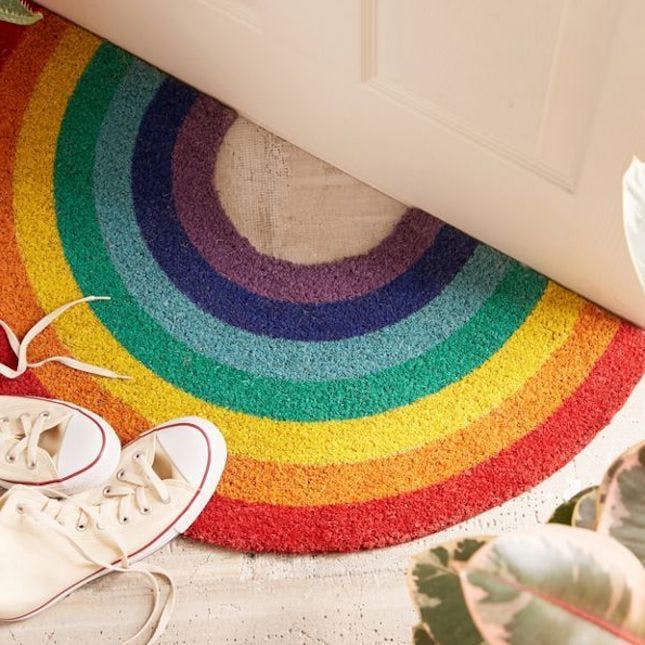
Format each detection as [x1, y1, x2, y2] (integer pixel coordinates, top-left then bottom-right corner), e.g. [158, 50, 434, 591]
[0, 296, 130, 380]
[0, 411, 62, 469]
[91, 450, 172, 529]
[7, 451, 176, 643]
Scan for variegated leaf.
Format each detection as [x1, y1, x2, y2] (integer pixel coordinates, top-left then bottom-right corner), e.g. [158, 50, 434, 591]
[0, 0, 42, 25]
[548, 486, 597, 526]
[460, 525, 645, 645]
[572, 488, 599, 530]
[596, 440, 645, 566]
[623, 157, 645, 289]
[408, 537, 490, 645]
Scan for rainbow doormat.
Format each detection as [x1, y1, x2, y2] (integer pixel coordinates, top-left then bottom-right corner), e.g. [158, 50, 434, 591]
[1, 15, 644, 553]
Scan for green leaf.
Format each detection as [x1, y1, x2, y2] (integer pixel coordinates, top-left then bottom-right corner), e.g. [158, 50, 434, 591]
[572, 488, 599, 530]
[408, 537, 490, 645]
[549, 486, 597, 526]
[0, 0, 42, 25]
[460, 525, 645, 645]
[596, 441, 645, 566]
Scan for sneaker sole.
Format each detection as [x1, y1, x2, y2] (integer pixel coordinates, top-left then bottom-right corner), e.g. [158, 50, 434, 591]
[0, 396, 122, 495]
[1, 417, 227, 624]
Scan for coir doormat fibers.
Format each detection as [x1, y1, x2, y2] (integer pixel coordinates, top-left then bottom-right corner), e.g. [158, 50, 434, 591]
[1, 15, 644, 553]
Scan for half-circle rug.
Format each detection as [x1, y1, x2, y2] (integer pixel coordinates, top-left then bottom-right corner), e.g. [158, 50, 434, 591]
[1, 16, 643, 552]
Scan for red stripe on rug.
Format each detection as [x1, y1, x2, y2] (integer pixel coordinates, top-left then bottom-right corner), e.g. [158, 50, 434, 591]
[0, 334, 52, 397]
[187, 321, 644, 552]
[0, 21, 25, 67]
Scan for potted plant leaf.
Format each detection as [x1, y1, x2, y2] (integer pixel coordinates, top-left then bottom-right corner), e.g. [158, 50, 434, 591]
[408, 441, 645, 644]
[0, 0, 42, 25]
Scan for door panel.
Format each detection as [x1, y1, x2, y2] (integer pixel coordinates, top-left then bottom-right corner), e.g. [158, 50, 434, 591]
[369, 0, 617, 189]
[41, 0, 645, 325]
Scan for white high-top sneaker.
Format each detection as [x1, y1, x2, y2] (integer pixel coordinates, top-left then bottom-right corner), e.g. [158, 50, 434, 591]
[0, 417, 227, 643]
[0, 395, 121, 494]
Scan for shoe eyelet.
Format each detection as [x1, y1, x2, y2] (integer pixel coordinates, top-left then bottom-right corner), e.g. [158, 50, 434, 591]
[40, 411, 51, 419]
[27, 461, 36, 470]
[133, 451, 144, 461]
[16, 504, 25, 515]
[119, 516, 129, 524]
[5, 453, 15, 464]
[76, 522, 86, 532]
[116, 469, 125, 480]
[103, 486, 111, 496]
[161, 496, 172, 505]
[140, 507, 151, 515]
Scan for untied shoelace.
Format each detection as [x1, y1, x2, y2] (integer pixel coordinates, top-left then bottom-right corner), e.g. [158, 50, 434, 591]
[0, 296, 130, 380]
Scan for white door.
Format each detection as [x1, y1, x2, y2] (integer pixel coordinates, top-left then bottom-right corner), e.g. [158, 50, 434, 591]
[42, 0, 645, 325]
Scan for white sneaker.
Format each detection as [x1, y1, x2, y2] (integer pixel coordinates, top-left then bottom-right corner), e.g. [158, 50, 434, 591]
[0, 395, 121, 494]
[0, 417, 227, 643]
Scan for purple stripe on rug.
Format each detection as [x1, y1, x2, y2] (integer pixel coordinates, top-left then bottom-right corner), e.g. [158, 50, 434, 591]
[173, 95, 443, 304]
[134, 79, 476, 341]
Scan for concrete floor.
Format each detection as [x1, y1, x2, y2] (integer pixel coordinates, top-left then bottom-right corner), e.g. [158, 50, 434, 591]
[2, 119, 643, 644]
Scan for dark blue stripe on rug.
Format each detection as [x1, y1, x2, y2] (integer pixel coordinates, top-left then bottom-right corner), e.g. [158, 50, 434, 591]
[132, 78, 477, 341]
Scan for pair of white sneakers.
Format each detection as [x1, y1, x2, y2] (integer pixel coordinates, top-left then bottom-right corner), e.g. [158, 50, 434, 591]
[0, 394, 227, 643]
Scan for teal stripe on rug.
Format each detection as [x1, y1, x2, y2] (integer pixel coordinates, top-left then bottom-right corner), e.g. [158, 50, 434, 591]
[56, 43, 547, 421]
[93, 61, 512, 381]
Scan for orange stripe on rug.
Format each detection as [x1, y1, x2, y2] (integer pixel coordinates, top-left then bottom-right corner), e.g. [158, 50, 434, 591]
[218, 302, 618, 505]
[0, 18, 150, 440]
